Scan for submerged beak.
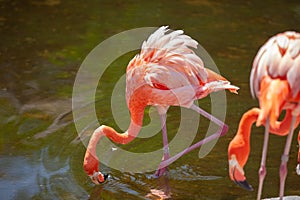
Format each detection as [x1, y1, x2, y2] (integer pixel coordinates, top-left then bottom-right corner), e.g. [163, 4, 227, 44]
[90, 171, 109, 184]
[83, 150, 109, 184]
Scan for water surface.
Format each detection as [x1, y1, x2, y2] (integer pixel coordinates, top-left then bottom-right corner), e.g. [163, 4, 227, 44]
[1, 0, 300, 199]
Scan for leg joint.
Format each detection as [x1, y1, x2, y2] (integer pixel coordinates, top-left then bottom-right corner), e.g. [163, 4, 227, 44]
[281, 154, 289, 163]
[163, 146, 170, 155]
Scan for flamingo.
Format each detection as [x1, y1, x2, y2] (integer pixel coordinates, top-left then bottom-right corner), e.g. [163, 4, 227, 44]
[228, 31, 300, 200]
[83, 26, 239, 184]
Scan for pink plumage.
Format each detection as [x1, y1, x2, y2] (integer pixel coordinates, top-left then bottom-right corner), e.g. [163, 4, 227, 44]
[83, 26, 238, 184]
[250, 31, 300, 98]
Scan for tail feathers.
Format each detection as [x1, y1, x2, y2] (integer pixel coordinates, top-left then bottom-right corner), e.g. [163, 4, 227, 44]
[257, 77, 290, 128]
[206, 68, 239, 94]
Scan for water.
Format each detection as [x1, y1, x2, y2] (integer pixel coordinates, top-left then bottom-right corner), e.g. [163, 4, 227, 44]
[1, 0, 300, 199]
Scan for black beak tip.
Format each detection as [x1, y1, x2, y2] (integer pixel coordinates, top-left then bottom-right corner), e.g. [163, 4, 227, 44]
[235, 180, 253, 191]
[103, 173, 109, 181]
[97, 173, 109, 184]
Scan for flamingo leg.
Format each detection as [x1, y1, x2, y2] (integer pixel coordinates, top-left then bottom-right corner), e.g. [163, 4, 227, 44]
[190, 104, 228, 131]
[279, 115, 296, 199]
[156, 104, 228, 169]
[257, 118, 270, 200]
[297, 131, 300, 176]
[155, 111, 170, 177]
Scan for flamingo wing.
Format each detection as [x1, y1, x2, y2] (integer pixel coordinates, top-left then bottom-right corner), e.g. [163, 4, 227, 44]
[287, 38, 300, 97]
[250, 31, 300, 98]
[127, 26, 208, 90]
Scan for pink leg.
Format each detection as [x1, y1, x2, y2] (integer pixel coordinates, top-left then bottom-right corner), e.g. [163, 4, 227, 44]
[190, 104, 228, 133]
[297, 131, 300, 175]
[155, 111, 170, 177]
[156, 104, 228, 169]
[257, 118, 270, 200]
[279, 115, 296, 199]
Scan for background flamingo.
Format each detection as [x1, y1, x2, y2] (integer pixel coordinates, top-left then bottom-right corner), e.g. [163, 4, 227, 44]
[83, 26, 239, 184]
[228, 31, 300, 200]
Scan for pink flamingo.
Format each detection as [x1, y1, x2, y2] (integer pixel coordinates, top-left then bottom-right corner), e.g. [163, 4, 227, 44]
[83, 26, 239, 184]
[228, 31, 300, 199]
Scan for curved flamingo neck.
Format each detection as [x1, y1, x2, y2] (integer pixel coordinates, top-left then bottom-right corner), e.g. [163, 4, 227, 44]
[228, 108, 296, 168]
[228, 108, 259, 167]
[87, 104, 145, 153]
[84, 104, 145, 179]
[237, 108, 259, 139]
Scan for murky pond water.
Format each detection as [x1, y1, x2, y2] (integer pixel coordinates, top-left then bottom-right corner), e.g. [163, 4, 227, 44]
[1, 0, 300, 199]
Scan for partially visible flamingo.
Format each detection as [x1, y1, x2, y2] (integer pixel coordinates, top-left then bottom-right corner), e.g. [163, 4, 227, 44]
[228, 31, 300, 199]
[298, 133, 300, 175]
[83, 26, 239, 184]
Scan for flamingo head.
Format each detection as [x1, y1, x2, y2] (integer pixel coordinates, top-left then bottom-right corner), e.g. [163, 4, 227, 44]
[83, 150, 108, 184]
[228, 154, 253, 191]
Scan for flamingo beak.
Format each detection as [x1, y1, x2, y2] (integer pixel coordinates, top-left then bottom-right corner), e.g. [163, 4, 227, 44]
[231, 167, 253, 191]
[229, 156, 253, 191]
[83, 151, 109, 184]
[90, 171, 109, 184]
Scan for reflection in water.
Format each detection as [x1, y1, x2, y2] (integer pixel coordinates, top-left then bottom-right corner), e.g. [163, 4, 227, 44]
[146, 188, 171, 200]
[87, 172, 173, 200]
[0, 147, 88, 200]
[146, 175, 171, 200]
[33, 109, 73, 139]
[0, 155, 39, 199]
[144, 164, 221, 199]
[85, 164, 221, 199]
[37, 147, 87, 199]
[168, 164, 221, 181]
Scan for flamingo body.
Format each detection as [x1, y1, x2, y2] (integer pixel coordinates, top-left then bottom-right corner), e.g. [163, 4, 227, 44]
[83, 26, 238, 184]
[228, 31, 300, 199]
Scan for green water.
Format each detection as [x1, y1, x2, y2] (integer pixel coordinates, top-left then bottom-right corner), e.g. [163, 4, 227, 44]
[1, 0, 300, 199]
